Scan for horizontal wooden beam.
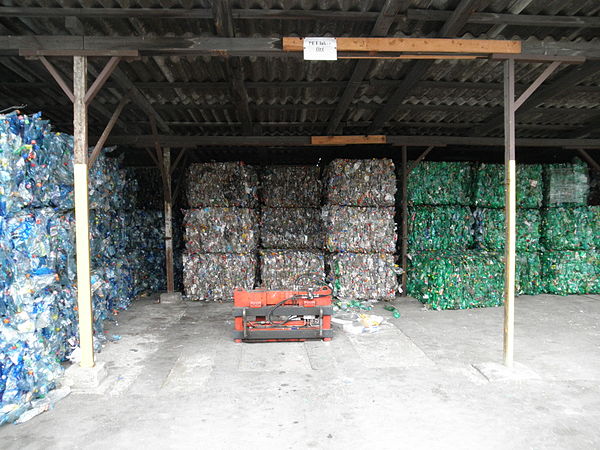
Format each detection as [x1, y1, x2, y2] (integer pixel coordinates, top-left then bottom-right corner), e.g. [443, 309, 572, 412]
[311, 135, 386, 145]
[283, 37, 521, 55]
[101, 134, 600, 149]
[407, 9, 600, 29]
[1, 36, 599, 59]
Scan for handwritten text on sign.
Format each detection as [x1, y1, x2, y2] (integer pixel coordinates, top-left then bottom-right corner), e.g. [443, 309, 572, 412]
[303, 37, 337, 61]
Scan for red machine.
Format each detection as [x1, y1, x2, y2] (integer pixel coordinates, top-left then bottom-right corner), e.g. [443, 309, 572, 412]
[233, 286, 333, 342]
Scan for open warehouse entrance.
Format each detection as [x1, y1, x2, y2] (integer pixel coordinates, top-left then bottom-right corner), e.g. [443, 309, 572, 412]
[1, 1, 600, 447]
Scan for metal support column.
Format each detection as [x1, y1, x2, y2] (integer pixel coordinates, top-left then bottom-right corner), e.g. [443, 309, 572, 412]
[503, 58, 516, 368]
[163, 148, 175, 293]
[73, 55, 95, 368]
[401, 145, 408, 295]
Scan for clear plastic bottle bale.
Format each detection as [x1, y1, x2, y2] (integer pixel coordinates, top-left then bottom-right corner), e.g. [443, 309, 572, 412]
[328, 253, 399, 300]
[126, 167, 163, 210]
[186, 162, 258, 207]
[408, 206, 474, 252]
[473, 163, 543, 208]
[184, 208, 258, 253]
[324, 159, 396, 206]
[407, 251, 504, 310]
[322, 206, 397, 253]
[544, 159, 589, 207]
[404, 161, 473, 206]
[516, 252, 543, 296]
[541, 207, 598, 250]
[260, 208, 323, 249]
[260, 165, 322, 207]
[473, 208, 541, 252]
[183, 252, 256, 301]
[259, 250, 324, 290]
[541, 250, 599, 295]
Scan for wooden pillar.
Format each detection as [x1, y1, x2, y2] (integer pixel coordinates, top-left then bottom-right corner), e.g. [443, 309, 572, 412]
[401, 145, 408, 295]
[503, 58, 516, 368]
[73, 55, 95, 368]
[163, 148, 174, 293]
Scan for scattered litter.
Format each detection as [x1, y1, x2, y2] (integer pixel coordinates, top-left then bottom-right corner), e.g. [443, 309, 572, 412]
[384, 304, 401, 318]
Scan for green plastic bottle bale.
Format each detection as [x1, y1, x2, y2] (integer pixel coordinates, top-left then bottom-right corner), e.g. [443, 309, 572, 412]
[473, 163, 543, 208]
[541, 250, 599, 295]
[407, 251, 504, 310]
[405, 161, 473, 206]
[544, 159, 589, 207]
[516, 252, 543, 296]
[542, 207, 598, 250]
[408, 206, 474, 251]
[473, 208, 541, 252]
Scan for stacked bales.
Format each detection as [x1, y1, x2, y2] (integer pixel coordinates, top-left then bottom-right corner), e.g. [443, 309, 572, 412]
[258, 166, 324, 290]
[324, 159, 398, 300]
[541, 161, 599, 294]
[183, 163, 258, 300]
[0, 112, 155, 424]
[472, 163, 544, 296]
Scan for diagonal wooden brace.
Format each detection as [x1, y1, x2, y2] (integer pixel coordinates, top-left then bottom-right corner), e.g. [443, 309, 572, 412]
[88, 94, 131, 168]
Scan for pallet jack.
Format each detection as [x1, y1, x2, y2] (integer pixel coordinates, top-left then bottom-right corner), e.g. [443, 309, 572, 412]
[233, 282, 333, 342]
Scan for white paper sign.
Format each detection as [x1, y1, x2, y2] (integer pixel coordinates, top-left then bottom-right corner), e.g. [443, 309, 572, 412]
[303, 37, 337, 61]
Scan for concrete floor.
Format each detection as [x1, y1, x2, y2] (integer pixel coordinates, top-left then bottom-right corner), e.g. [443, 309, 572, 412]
[2, 294, 600, 449]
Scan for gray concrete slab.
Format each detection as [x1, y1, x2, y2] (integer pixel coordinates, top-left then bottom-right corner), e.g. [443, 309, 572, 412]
[2, 294, 600, 449]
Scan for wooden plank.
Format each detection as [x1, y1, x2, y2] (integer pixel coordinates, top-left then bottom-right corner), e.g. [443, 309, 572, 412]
[400, 145, 408, 296]
[407, 9, 600, 28]
[38, 56, 74, 102]
[282, 37, 521, 54]
[89, 95, 130, 168]
[503, 58, 516, 368]
[163, 148, 175, 293]
[73, 55, 95, 369]
[311, 135, 386, 145]
[84, 56, 121, 105]
[21, 49, 139, 57]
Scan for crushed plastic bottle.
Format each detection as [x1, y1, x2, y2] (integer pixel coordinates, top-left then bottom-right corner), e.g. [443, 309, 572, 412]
[473, 208, 542, 252]
[383, 304, 401, 318]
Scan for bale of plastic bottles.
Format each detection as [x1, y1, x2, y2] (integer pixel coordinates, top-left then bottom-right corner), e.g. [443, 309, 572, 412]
[322, 206, 397, 253]
[327, 253, 399, 300]
[183, 208, 258, 253]
[473, 208, 541, 252]
[405, 161, 473, 206]
[408, 206, 474, 252]
[324, 159, 396, 206]
[185, 162, 258, 207]
[516, 252, 543, 296]
[542, 250, 599, 295]
[541, 207, 599, 250]
[126, 168, 163, 210]
[260, 208, 322, 250]
[260, 165, 321, 207]
[473, 163, 543, 208]
[407, 251, 504, 309]
[259, 250, 325, 290]
[182, 252, 256, 300]
[544, 159, 589, 207]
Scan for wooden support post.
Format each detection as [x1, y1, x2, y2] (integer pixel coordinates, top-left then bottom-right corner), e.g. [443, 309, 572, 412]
[163, 148, 175, 293]
[401, 145, 408, 296]
[503, 58, 516, 368]
[73, 55, 95, 368]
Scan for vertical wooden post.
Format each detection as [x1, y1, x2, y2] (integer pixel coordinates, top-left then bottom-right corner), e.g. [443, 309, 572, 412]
[401, 145, 408, 295]
[73, 55, 95, 368]
[503, 58, 516, 368]
[163, 148, 174, 293]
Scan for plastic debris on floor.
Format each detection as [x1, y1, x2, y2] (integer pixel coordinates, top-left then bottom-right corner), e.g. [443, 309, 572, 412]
[185, 162, 258, 207]
[183, 208, 258, 253]
[407, 251, 504, 310]
[328, 253, 400, 300]
[541, 250, 599, 295]
[404, 161, 473, 206]
[408, 206, 474, 251]
[259, 165, 321, 207]
[473, 208, 542, 252]
[260, 208, 323, 249]
[259, 250, 324, 290]
[542, 207, 599, 250]
[544, 159, 589, 207]
[324, 159, 396, 206]
[182, 253, 256, 300]
[322, 206, 397, 253]
[473, 163, 543, 208]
